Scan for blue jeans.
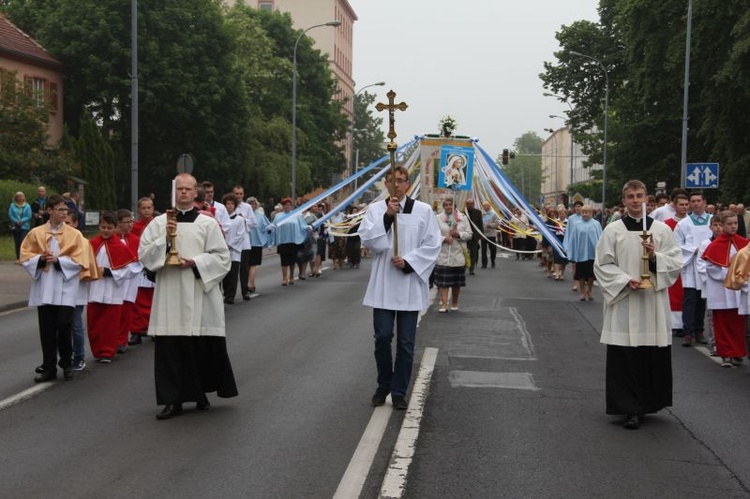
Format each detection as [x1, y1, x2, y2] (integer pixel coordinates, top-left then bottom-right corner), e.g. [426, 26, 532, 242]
[373, 308, 418, 398]
[71, 305, 85, 361]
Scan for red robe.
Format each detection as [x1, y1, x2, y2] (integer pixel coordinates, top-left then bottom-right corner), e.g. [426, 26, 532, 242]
[87, 236, 136, 359]
[130, 218, 155, 335]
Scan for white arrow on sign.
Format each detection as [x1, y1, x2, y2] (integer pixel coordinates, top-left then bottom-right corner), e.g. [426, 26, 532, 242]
[703, 166, 717, 185]
[687, 166, 702, 186]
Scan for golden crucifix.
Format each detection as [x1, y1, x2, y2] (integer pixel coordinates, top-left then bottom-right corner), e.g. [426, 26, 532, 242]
[375, 90, 408, 255]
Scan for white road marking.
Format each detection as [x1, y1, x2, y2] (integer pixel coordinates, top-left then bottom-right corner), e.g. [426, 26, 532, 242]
[333, 399, 393, 499]
[693, 345, 727, 366]
[379, 347, 439, 499]
[334, 298, 436, 499]
[0, 382, 54, 412]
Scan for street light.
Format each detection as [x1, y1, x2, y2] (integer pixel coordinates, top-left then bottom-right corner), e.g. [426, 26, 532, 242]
[569, 50, 609, 219]
[292, 20, 341, 206]
[544, 127, 560, 205]
[350, 81, 385, 176]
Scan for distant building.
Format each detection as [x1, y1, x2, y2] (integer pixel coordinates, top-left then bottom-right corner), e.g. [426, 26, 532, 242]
[0, 13, 64, 145]
[242, 0, 357, 166]
[542, 126, 597, 208]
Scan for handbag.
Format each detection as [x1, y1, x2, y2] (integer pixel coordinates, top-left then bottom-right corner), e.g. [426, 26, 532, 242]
[8, 223, 20, 233]
[462, 243, 471, 269]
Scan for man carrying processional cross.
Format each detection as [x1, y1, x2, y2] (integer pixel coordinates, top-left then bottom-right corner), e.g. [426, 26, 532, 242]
[359, 90, 441, 411]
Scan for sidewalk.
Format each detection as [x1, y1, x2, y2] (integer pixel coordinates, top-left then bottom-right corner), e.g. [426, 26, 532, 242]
[0, 261, 30, 313]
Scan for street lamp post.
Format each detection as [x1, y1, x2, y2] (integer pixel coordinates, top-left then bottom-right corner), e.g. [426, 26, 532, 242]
[544, 127, 559, 205]
[350, 81, 385, 177]
[292, 20, 341, 206]
[680, 0, 693, 189]
[569, 51, 609, 218]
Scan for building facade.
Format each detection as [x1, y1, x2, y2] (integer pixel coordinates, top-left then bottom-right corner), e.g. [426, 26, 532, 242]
[541, 126, 597, 208]
[0, 13, 64, 145]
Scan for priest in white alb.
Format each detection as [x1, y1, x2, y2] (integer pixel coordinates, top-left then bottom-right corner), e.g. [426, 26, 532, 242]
[594, 180, 682, 430]
[139, 173, 237, 420]
[358, 165, 441, 410]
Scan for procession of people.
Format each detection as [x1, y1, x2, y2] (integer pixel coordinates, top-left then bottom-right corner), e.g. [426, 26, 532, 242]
[12, 176, 750, 430]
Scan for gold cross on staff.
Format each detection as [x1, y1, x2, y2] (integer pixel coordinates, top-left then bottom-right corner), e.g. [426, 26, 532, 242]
[375, 90, 408, 152]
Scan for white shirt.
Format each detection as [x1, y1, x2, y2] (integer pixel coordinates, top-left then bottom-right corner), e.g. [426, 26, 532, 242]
[359, 198, 441, 311]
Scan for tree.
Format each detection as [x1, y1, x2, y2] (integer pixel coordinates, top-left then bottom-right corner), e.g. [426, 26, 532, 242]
[352, 90, 386, 169]
[0, 68, 74, 186]
[541, 0, 750, 203]
[74, 114, 116, 210]
[499, 132, 543, 204]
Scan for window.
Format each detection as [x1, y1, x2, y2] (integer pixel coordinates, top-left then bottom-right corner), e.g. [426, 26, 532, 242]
[258, 1, 274, 11]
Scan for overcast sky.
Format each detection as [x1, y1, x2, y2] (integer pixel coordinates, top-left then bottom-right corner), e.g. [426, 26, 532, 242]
[346, 0, 599, 159]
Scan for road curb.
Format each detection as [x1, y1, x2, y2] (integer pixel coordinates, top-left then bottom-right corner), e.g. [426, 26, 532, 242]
[0, 301, 28, 314]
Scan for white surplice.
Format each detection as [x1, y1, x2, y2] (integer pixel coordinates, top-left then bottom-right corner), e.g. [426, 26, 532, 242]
[594, 219, 682, 347]
[359, 198, 442, 311]
[138, 211, 230, 337]
[22, 234, 81, 307]
[674, 215, 712, 288]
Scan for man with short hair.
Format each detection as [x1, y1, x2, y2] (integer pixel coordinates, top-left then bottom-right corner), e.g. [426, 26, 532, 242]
[139, 173, 237, 420]
[31, 186, 48, 227]
[463, 199, 483, 275]
[129, 197, 156, 345]
[232, 185, 257, 300]
[664, 193, 690, 336]
[359, 166, 441, 410]
[21, 195, 98, 382]
[202, 181, 230, 233]
[675, 191, 713, 346]
[651, 188, 688, 222]
[595, 180, 682, 430]
[480, 201, 500, 268]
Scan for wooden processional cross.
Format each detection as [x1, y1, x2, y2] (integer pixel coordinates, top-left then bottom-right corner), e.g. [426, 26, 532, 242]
[375, 90, 408, 255]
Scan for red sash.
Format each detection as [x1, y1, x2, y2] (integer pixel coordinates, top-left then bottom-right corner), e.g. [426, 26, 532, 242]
[90, 235, 137, 270]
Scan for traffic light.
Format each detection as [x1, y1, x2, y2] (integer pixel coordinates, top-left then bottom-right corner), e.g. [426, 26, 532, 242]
[502, 149, 509, 165]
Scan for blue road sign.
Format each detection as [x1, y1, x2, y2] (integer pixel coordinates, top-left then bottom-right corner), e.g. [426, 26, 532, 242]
[685, 163, 719, 189]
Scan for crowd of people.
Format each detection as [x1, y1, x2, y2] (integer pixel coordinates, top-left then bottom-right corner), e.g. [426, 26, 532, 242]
[11, 174, 750, 425]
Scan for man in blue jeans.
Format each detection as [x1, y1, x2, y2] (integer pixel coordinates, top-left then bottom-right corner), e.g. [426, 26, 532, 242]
[358, 166, 441, 410]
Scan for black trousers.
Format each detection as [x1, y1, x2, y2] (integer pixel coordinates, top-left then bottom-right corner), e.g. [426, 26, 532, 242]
[481, 236, 497, 267]
[467, 239, 479, 272]
[239, 249, 251, 296]
[38, 305, 73, 372]
[223, 261, 240, 301]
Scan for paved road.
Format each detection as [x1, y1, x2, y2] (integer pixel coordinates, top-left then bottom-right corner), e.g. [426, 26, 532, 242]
[1, 254, 749, 498]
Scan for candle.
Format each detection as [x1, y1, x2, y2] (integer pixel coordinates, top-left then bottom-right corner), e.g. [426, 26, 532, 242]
[642, 202, 647, 231]
[171, 179, 176, 208]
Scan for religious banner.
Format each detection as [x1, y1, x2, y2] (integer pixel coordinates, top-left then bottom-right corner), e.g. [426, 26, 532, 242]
[438, 145, 474, 191]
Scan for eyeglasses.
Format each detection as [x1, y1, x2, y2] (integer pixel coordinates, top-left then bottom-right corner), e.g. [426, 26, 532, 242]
[392, 178, 408, 184]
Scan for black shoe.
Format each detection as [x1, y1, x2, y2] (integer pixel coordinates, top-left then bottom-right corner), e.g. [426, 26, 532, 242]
[117, 346, 128, 354]
[491, 263, 495, 268]
[197, 400, 211, 411]
[128, 334, 143, 346]
[34, 371, 56, 383]
[242, 294, 251, 301]
[469, 271, 476, 275]
[392, 395, 408, 410]
[371, 389, 388, 407]
[224, 298, 234, 305]
[63, 367, 74, 380]
[35, 365, 45, 374]
[623, 414, 641, 430]
[156, 403, 183, 420]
